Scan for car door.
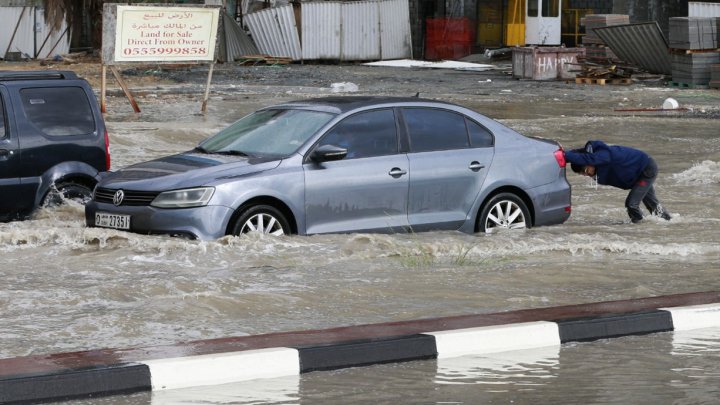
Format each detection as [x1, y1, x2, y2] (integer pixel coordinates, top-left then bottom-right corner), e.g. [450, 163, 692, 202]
[303, 108, 410, 234]
[0, 88, 24, 218]
[402, 107, 494, 231]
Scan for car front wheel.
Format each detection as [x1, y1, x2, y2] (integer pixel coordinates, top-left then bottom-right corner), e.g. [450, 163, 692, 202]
[232, 205, 290, 236]
[478, 193, 530, 233]
[42, 182, 93, 207]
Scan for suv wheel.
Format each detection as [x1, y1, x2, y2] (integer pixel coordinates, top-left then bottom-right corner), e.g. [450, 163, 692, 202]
[42, 182, 93, 207]
[478, 193, 530, 233]
[232, 205, 290, 236]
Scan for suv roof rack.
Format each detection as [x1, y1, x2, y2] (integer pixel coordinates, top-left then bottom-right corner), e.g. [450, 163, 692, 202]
[0, 70, 79, 81]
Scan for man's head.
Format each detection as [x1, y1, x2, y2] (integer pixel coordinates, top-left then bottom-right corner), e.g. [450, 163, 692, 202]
[571, 163, 596, 177]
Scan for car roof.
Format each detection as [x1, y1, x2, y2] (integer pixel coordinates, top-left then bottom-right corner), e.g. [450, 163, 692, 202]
[0, 70, 79, 82]
[270, 96, 459, 114]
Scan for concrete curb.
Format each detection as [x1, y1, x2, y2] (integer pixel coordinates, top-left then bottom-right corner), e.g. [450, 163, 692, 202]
[2, 292, 719, 403]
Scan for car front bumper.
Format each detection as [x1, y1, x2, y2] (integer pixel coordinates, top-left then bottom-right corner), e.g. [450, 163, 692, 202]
[85, 201, 234, 240]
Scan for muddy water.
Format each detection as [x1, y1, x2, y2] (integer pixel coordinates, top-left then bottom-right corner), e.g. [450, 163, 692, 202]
[62, 326, 720, 404]
[2, 98, 719, 359]
[1, 91, 719, 402]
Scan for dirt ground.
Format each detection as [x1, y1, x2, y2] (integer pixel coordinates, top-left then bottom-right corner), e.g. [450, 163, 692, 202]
[2, 54, 720, 119]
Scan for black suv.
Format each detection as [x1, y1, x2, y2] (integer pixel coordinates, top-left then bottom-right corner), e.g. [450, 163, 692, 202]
[0, 70, 110, 221]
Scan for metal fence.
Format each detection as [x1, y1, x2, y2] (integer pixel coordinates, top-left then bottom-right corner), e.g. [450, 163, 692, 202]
[245, 0, 411, 62]
[1, 6, 70, 60]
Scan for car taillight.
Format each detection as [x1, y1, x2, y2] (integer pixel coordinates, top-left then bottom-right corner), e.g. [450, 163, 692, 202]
[554, 149, 566, 168]
[104, 130, 111, 170]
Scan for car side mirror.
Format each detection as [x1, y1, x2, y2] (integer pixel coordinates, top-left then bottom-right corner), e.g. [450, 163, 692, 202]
[310, 144, 348, 162]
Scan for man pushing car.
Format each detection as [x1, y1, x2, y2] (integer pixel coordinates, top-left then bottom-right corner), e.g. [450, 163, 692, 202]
[564, 140, 672, 223]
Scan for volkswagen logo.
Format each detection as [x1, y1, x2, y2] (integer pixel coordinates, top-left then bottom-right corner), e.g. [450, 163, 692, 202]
[113, 190, 125, 206]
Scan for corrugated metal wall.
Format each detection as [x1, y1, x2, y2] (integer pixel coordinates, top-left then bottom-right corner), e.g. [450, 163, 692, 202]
[380, 0, 412, 59]
[33, 8, 70, 59]
[301, 2, 342, 60]
[221, 11, 259, 62]
[341, 1, 380, 60]
[1, 6, 69, 59]
[245, 5, 302, 60]
[689, 2, 720, 17]
[283, 0, 412, 61]
[594, 22, 672, 75]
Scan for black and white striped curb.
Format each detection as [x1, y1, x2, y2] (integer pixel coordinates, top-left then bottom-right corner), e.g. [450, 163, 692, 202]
[2, 293, 719, 403]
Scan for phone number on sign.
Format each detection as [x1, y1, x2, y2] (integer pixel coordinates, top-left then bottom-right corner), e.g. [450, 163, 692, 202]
[122, 47, 208, 56]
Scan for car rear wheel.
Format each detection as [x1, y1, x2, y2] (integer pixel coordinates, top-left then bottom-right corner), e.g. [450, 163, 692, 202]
[232, 205, 290, 236]
[478, 193, 530, 233]
[42, 182, 93, 207]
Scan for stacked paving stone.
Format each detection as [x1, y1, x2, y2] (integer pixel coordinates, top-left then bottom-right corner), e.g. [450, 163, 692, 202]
[711, 64, 720, 89]
[669, 17, 720, 87]
[669, 17, 717, 50]
[581, 14, 630, 62]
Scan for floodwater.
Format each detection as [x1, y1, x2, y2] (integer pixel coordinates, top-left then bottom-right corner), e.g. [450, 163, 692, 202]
[76, 326, 720, 404]
[1, 88, 719, 403]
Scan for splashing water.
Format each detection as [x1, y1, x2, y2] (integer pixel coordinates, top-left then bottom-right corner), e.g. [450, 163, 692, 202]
[672, 161, 720, 185]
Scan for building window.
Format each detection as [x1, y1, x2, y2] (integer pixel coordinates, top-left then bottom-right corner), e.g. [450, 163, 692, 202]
[528, 0, 538, 17]
[542, 0, 559, 17]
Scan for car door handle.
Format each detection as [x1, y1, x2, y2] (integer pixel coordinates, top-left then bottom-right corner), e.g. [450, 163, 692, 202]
[469, 161, 485, 171]
[0, 149, 13, 160]
[388, 167, 407, 177]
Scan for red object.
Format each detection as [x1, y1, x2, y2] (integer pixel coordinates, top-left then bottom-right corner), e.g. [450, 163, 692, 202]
[104, 130, 111, 170]
[425, 18, 473, 60]
[554, 149, 566, 168]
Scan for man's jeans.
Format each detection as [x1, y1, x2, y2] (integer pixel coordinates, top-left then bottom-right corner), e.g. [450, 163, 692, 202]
[625, 157, 670, 222]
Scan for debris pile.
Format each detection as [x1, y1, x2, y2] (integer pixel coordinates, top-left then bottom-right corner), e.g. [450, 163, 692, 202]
[570, 59, 633, 85]
[571, 14, 637, 85]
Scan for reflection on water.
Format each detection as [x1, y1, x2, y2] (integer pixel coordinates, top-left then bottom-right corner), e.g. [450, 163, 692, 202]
[298, 327, 720, 404]
[435, 345, 560, 386]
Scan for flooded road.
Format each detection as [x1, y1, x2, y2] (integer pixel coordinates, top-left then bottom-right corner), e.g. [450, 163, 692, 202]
[78, 326, 720, 404]
[0, 66, 719, 402]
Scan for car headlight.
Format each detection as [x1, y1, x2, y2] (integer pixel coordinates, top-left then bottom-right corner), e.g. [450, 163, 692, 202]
[151, 187, 215, 208]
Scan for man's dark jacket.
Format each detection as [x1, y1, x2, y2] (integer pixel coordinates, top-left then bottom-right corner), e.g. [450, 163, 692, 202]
[564, 140, 650, 190]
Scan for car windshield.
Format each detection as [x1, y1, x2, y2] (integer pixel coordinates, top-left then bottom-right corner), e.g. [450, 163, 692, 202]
[199, 109, 336, 157]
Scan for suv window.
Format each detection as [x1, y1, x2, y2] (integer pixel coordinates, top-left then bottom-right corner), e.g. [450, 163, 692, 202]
[0, 95, 5, 139]
[403, 108, 469, 152]
[20, 87, 95, 136]
[467, 119, 494, 147]
[319, 109, 398, 159]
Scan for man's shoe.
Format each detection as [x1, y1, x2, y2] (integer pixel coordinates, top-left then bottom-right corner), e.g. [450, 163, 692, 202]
[654, 205, 672, 221]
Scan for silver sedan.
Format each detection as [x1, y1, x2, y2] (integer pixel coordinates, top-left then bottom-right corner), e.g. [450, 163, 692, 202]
[85, 97, 571, 239]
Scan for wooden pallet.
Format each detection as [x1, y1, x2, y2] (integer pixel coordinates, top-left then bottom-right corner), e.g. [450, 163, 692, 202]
[669, 48, 720, 55]
[235, 54, 293, 65]
[575, 76, 632, 85]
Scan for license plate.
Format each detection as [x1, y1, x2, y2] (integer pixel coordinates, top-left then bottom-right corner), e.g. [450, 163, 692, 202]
[95, 212, 131, 230]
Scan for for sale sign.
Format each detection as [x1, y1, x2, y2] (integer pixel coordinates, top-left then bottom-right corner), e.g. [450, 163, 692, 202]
[114, 6, 219, 62]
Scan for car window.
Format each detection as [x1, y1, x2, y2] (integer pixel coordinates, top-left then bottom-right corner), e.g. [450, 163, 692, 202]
[467, 119, 494, 147]
[318, 109, 398, 159]
[20, 87, 95, 136]
[0, 95, 5, 139]
[403, 108, 469, 153]
[201, 109, 335, 157]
